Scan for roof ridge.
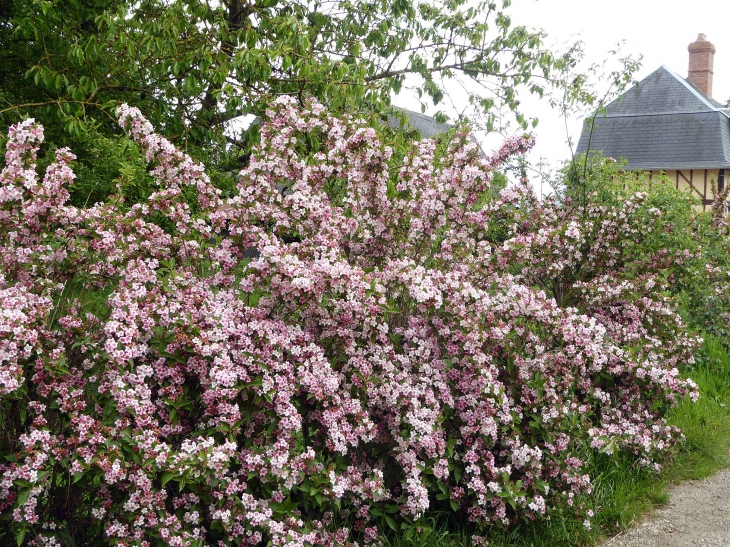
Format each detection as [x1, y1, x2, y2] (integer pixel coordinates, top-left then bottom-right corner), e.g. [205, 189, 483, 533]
[659, 65, 721, 111]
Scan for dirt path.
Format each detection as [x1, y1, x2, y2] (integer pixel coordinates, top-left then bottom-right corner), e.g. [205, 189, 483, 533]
[601, 468, 730, 547]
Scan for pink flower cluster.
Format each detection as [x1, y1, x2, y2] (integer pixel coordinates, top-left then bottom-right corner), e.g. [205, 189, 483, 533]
[0, 100, 697, 545]
[487, 180, 700, 457]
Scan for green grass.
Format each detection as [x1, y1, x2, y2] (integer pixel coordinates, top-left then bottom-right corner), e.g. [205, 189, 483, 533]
[666, 335, 730, 479]
[383, 334, 730, 547]
[583, 334, 730, 545]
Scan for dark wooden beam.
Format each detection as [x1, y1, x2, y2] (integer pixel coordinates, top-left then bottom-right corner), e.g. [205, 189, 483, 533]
[678, 169, 705, 200]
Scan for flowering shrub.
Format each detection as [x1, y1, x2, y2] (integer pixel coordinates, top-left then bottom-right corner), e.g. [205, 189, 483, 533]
[674, 181, 730, 341]
[484, 176, 704, 461]
[0, 99, 698, 546]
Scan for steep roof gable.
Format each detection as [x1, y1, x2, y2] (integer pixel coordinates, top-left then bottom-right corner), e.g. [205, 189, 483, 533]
[602, 65, 719, 117]
[576, 65, 730, 170]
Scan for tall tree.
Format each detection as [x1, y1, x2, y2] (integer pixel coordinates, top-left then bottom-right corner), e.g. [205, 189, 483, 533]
[3, 0, 583, 140]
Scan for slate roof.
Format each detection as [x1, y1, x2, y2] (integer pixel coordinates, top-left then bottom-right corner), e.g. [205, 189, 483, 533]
[387, 108, 485, 155]
[576, 65, 730, 170]
[387, 108, 452, 138]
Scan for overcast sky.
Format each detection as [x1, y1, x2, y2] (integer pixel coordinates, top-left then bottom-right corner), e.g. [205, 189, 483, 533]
[395, 0, 730, 187]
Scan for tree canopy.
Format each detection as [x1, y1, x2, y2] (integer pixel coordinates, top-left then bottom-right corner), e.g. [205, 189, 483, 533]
[2, 0, 582, 149]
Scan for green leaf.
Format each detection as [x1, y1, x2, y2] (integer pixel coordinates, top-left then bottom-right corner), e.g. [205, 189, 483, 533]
[161, 472, 175, 486]
[17, 489, 30, 507]
[453, 465, 462, 483]
[384, 515, 398, 531]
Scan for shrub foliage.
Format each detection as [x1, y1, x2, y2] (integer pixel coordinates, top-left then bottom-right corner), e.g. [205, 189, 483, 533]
[0, 101, 698, 546]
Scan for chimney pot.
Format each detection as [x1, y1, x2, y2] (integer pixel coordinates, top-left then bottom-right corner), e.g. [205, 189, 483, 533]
[687, 33, 716, 98]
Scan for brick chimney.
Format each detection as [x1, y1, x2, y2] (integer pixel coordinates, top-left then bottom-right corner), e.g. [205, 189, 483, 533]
[687, 33, 716, 98]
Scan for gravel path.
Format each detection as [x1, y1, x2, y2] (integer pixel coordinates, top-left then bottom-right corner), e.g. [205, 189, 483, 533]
[600, 468, 730, 547]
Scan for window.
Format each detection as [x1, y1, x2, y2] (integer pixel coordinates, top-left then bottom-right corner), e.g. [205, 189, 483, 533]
[719, 169, 726, 193]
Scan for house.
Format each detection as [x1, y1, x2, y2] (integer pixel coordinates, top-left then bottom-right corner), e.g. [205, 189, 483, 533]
[576, 34, 730, 210]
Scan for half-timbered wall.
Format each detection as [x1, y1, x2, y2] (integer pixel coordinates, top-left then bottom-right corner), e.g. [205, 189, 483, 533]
[645, 169, 724, 211]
